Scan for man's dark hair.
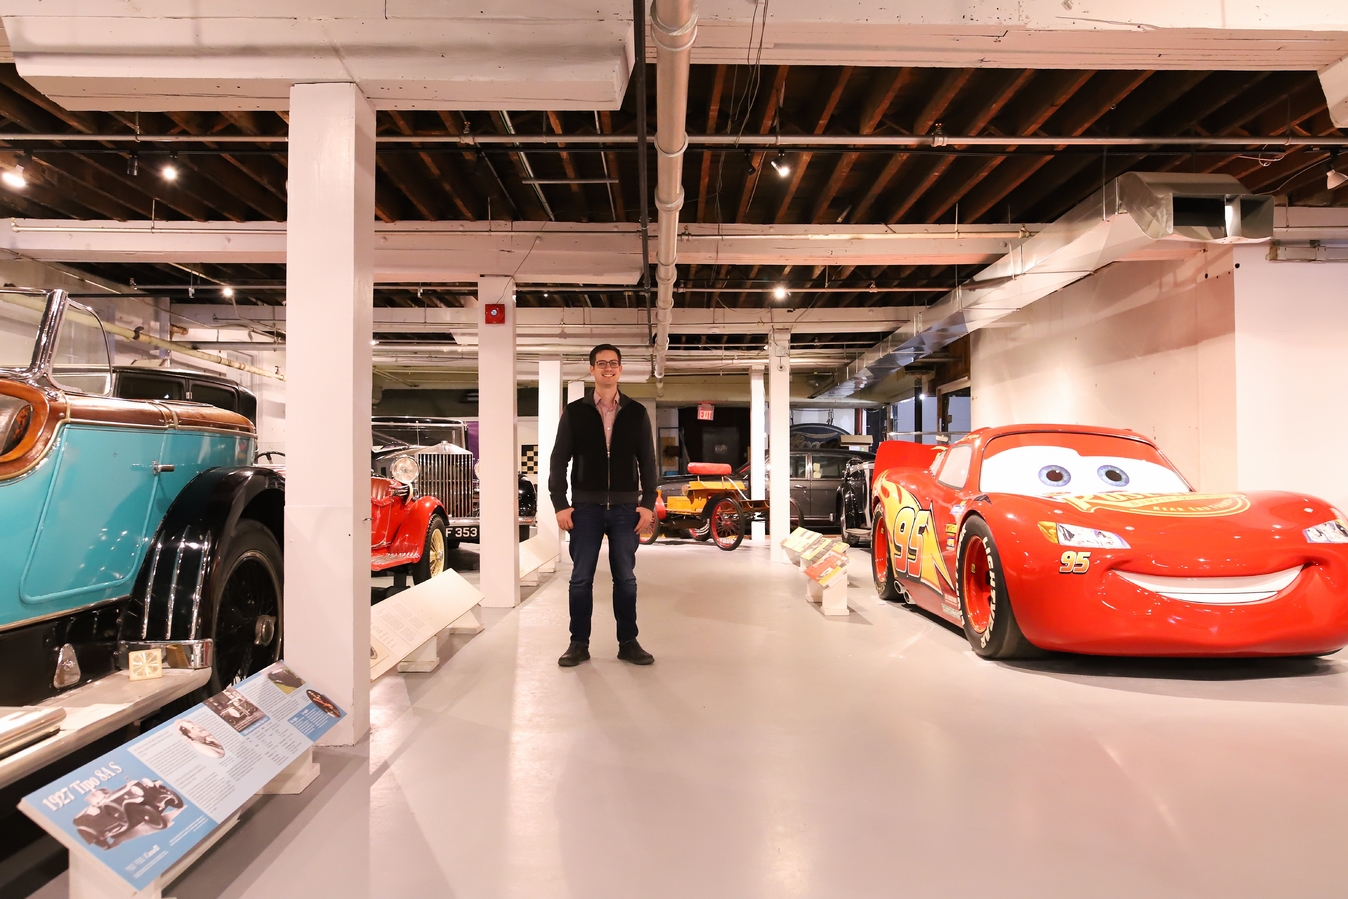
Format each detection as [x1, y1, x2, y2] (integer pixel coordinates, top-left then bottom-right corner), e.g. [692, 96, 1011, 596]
[589, 344, 622, 366]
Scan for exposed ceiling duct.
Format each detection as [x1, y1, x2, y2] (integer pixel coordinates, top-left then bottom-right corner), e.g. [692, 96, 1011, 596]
[816, 172, 1276, 398]
[650, 0, 696, 385]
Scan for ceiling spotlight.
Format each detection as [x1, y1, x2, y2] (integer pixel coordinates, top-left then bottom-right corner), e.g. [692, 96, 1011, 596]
[221, 286, 234, 298]
[371, 339, 379, 346]
[1329, 169, 1348, 191]
[769, 152, 791, 178]
[2, 165, 26, 189]
[744, 149, 756, 175]
[772, 285, 788, 301]
[161, 163, 178, 181]
[127, 153, 138, 177]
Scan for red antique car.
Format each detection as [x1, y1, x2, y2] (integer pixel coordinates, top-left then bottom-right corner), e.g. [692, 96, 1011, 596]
[370, 455, 448, 586]
[255, 452, 447, 586]
[870, 425, 1348, 659]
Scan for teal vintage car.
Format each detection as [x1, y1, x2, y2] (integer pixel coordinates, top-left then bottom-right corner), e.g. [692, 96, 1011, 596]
[0, 289, 285, 707]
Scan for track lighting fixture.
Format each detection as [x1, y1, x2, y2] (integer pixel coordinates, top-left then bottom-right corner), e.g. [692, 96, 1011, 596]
[221, 286, 234, 298]
[161, 152, 178, 181]
[2, 165, 26, 189]
[769, 152, 791, 178]
[744, 149, 756, 175]
[772, 285, 788, 301]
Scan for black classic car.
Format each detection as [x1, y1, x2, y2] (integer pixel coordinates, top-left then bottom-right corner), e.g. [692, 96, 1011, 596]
[838, 456, 876, 546]
[111, 366, 258, 423]
[657, 448, 873, 535]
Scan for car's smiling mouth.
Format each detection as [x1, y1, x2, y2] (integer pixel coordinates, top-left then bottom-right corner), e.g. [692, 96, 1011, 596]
[1113, 567, 1304, 604]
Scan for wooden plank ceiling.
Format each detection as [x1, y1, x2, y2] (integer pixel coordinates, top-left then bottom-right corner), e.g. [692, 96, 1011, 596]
[0, 63, 1343, 324]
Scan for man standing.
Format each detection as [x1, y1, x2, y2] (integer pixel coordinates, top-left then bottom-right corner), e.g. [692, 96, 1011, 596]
[548, 344, 657, 667]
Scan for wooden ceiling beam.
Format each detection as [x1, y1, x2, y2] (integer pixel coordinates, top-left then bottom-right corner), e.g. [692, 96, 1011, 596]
[808, 67, 913, 224]
[546, 111, 586, 221]
[914, 70, 1035, 224]
[734, 65, 791, 228]
[774, 66, 852, 224]
[598, 109, 626, 222]
[695, 64, 726, 225]
[956, 69, 1159, 224]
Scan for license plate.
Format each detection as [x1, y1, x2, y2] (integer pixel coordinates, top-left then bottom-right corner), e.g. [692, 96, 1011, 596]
[448, 526, 479, 540]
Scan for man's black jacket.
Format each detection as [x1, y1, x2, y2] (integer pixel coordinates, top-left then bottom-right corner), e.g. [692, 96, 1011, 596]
[549, 391, 657, 511]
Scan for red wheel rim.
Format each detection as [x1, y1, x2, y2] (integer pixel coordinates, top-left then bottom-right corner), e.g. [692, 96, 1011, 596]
[710, 501, 739, 547]
[963, 536, 993, 633]
[873, 517, 889, 584]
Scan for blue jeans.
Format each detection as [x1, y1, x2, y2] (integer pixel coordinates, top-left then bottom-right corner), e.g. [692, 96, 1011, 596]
[568, 503, 640, 643]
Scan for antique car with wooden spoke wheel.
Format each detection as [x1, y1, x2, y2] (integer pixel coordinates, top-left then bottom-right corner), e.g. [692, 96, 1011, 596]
[646, 463, 794, 551]
[0, 289, 286, 773]
[870, 425, 1348, 660]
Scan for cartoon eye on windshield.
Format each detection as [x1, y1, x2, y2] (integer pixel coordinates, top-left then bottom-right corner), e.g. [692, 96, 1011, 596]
[1097, 464, 1129, 487]
[1038, 465, 1071, 488]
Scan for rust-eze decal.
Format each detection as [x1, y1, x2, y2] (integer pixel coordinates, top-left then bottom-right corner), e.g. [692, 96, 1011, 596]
[1058, 493, 1251, 517]
[879, 485, 956, 596]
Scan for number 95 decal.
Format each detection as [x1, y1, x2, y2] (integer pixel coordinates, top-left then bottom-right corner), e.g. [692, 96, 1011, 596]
[1059, 550, 1091, 574]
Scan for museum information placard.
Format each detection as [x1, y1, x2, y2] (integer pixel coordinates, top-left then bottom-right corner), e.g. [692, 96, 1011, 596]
[19, 661, 344, 890]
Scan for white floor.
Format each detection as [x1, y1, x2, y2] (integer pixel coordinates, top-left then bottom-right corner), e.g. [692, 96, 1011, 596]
[39, 539, 1348, 898]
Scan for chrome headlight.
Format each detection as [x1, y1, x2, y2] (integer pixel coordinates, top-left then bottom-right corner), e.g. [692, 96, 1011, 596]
[390, 454, 420, 485]
[1304, 519, 1348, 544]
[1039, 521, 1130, 549]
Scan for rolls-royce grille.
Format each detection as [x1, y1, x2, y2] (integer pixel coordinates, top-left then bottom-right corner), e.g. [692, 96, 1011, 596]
[417, 452, 474, 517]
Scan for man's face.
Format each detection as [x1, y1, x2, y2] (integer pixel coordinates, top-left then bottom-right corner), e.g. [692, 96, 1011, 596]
[590, 351, 622, 387]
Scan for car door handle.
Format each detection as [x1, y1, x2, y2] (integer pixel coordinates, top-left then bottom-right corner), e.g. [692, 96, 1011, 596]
[152, 462, 175, 474]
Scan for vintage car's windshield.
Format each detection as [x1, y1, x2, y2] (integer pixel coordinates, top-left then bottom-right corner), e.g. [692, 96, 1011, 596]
[980, 432, 1191, 497]
[0, 292, 44, 370]
[372, 421, 467, 449]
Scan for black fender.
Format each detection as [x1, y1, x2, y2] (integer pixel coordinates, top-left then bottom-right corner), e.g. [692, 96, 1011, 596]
[119, 467, 284, 647]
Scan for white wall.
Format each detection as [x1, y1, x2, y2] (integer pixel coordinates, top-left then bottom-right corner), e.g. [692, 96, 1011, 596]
[971, 248, 1238, 492]
[1232, 245, 1348, 512]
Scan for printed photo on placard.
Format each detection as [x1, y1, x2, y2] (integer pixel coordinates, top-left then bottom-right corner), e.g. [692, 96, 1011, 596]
[23, 750, 217, 888]
[176, 720, 226, 759]
[265, 664, 304, 694]
[306, 689, 342, 718]
[204, 687, 268, 734]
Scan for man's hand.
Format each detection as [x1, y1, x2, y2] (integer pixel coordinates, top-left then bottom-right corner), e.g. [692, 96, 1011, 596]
[635, 506, 654, 533]
[556, 508, 574, 531]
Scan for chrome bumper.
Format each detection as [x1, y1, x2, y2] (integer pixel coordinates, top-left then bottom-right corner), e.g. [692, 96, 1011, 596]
[117, 639, 213, 671]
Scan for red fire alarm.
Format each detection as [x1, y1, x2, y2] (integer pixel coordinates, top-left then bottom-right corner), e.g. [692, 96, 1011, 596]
[484, 303, 506, 324]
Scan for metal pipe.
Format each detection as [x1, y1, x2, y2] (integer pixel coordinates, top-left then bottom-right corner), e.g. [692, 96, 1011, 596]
[633, 0, 653, 348]
[650, 0, 697, 383]
[499, 111, 554, 221]
[4, 133, 1347, 149]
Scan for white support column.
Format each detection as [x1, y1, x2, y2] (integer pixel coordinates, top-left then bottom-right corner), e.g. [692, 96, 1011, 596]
[536, 357, 563, 556]
[478, 276, 520, 608]
[567, 379, 586, 403]
[283, 82, 375, 746]
[750, 365, 766, 543]
[768, 331, 791, 562]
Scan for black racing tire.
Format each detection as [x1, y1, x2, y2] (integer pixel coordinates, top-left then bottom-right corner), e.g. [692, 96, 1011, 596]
[708, 496, 745, 551]
[638, 515, 661, 545]
[209, 519, 283, 692]
[957, 516, 1037, 659]
[412, 513, 448, 584]
[871, 504, 903, 602]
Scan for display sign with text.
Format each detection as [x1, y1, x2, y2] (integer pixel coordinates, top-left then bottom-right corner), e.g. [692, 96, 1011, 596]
[19, 662, 343, 890]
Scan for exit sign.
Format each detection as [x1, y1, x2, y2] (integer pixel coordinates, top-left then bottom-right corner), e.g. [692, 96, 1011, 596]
[697, 403, 714, 421]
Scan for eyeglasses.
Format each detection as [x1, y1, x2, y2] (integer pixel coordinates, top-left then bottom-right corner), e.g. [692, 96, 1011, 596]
[593, 360, 622, 369]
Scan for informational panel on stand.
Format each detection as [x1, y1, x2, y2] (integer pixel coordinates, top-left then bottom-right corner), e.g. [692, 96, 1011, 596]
[18, 661, 344, 891]
[370, 567, 484, 680]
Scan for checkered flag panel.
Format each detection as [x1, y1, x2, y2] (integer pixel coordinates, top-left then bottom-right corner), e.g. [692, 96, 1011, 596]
[520, 444, 539, 475]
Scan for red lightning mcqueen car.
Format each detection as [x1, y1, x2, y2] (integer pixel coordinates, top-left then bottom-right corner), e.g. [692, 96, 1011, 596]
[870, 424, 1348, 659]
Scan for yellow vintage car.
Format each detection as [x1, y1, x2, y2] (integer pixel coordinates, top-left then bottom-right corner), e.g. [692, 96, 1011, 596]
[642, 463, 799, 551]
